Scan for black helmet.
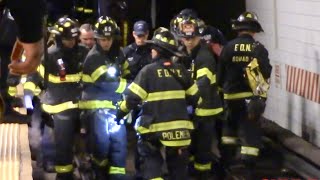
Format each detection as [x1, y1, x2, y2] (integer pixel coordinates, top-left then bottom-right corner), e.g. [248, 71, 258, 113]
[146, 31, 182, 57]
[202, 25, 227, 45]
[232, 11, 263, 33]
[176, 16, 204, 38]
[153, 27, 169, 37]
[179, 8, 198, 18]
[49, 17, 80, 39]
[94, 16, 120, 39]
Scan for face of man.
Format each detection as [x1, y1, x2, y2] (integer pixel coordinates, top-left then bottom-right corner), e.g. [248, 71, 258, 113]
[181, 36, 201, 52]
[210, 43, 223, 57]
[133, 31, 149, 46]
[62, 38, 76, 48]
[97, 36, 113, 51]
[80, 29, 95, 49]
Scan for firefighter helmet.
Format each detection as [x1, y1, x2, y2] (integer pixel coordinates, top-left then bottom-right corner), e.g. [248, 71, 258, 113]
[153, 27, 169, 37]
[170, 9, 198, 36]
[94, 16, 120, 39]
[49, 17, 80, 39]
[232, 11, 263, 32]
[179, 8, 198, 18]
[146, 31, 182, 57]
[176, 16, 204, 38]
[202, 25, 227, 45]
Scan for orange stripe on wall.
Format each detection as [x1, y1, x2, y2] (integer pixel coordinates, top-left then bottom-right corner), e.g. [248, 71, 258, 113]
[286, 65, 320, 104]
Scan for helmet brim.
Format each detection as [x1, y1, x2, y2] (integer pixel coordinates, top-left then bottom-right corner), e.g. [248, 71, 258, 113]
[231, 19, 264, 32]
[145, 40, 184, 57]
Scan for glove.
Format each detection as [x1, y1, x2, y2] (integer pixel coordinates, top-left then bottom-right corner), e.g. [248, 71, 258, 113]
[115, 109, 127, 125]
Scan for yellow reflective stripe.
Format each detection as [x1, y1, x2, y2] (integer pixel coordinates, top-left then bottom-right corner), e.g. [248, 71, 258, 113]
[146, 90, 185, 101]
[38, 64, 45, 76]
[55, 164, 73, 173]
[160, 139, 191, 147]
[42, 101, 78, 114]
[122, 61, 129, 69]
[194, 162, 212, 171]
[137, 120, 194, 134]
[82, 74, 92, 83]
[50, 73, 81, 83]
[109, 166, 126, 175]
[186, 84, 198, 95]
[8, 86, 17, 96]
[78, 100, 116, 110]
[221, 136, 238, 145]
[84, 9, 93, 13]
[122, 69, 130, 77]
[224, 92, 253, 100]
[92, 157, 108, 167]
[120, 101, 129, 112]
[23, 82, 36, 92]
[34, 87, 41, 96]
[150, 178, 164, 180]
[38, 65, 81, 83]
[195, 107, 223, 116]
[240, 146, 259, 156]
[196, 68, 216, 84]
[91, 65, 108, 82]
[128, 83, 147, 100]
[76, 7, 84, 11]
[115, 78, 127, 93]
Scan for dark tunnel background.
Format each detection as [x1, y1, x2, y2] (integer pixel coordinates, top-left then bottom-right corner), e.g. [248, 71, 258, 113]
[126, 0, 246, 43]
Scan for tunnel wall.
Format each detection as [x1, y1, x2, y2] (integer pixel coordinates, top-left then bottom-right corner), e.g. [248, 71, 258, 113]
[246, 0, 320, 146]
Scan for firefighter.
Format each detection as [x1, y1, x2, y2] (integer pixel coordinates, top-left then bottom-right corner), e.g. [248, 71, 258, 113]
[25, 17, 88, 180]
[217, 11, 272, 179]
[176, 16, 224, 179]
[123, 20, 152, 82]
[116, 30, 199, 180]
[79, 16, 128, 179]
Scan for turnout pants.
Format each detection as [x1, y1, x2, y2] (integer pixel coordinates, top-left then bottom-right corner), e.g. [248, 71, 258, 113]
[53, 109, 79, 179]
[189, 116, 220, 177]
[88, 109, 127, 180]
[136, 135, 189, 180]
[221, 99, 263, 167]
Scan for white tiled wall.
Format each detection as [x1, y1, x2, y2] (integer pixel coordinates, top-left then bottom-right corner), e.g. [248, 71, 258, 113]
[246, 0, 320, 146]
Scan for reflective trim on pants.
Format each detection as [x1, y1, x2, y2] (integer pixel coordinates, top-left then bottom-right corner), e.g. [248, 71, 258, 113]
[194, 162, 212, 171]
[55, 164, 73, 173]
[109, 166, 126, 175]
[221, 136, 238, 145]
[240, 146, 259, 156]
[92, 157, 108, 167]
